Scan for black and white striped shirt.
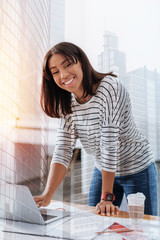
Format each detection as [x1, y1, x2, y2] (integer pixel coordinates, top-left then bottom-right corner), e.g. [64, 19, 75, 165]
[52, 77, 154, 176]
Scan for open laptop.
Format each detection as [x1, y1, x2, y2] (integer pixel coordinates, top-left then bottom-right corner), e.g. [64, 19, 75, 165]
[0, 184, 70, 225]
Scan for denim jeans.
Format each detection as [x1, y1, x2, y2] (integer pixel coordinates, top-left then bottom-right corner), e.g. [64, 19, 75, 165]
[88, 163, 158, 216]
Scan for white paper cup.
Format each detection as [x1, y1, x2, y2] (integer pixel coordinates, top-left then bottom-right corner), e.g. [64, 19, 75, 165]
[127, 192, 146, 219]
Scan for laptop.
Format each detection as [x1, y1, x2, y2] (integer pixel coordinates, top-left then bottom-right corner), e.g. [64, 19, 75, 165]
[0, 184, 70, 225]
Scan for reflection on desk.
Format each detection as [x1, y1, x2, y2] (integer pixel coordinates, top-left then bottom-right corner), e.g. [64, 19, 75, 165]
[0, 200, 160, 240]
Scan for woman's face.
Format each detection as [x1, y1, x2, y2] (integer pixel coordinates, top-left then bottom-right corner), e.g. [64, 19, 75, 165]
[48, 53, 84, 99]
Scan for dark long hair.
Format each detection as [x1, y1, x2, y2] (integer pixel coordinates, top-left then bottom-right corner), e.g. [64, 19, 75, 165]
[41, 42, 117, 118]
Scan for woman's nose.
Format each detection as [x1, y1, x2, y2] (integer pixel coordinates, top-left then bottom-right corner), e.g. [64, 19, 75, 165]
[60, 69, 69, 79]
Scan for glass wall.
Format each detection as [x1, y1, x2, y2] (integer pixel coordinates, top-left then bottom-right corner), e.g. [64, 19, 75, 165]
[0, 0, 51, 194]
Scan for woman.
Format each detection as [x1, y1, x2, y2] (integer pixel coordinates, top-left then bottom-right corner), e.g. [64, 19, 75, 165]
[34, 42, 158, 216]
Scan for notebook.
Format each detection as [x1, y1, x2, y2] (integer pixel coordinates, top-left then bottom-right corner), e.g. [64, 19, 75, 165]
[0, 184, 70, 225]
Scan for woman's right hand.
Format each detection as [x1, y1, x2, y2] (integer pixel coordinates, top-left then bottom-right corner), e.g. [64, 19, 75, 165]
[33, 163, 67, 208]
[33, 194, 51, 208]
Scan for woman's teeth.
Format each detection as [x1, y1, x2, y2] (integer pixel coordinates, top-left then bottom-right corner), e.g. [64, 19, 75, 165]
[64, 79, 73, 85]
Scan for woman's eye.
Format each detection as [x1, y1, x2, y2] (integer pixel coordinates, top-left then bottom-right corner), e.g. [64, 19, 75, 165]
[65, 62, 72, 68]
[52, 71, 58, 75]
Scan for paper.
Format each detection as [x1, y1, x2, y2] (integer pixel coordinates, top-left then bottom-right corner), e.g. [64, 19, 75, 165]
[96, 219, 160, 240]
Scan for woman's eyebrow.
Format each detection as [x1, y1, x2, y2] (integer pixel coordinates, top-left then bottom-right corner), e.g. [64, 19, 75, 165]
[50, 59, 70, 70]
[61, 59, 70, 65]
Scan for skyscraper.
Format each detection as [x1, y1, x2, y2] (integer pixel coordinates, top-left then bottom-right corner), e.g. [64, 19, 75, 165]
[48, 0, 65, 158]
[0, 0, 51, 191]
[98, 31, 126, 79]
[98, 30, 160, 160]
[50, 0, 65, 47]
[124, 67, 160, 159]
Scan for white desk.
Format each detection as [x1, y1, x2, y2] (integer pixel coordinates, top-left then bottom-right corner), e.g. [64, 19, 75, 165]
[0, 200, 160, 240]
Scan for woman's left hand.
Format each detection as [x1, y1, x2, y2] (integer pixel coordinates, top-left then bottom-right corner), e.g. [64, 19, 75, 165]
[96, 200, 119, 216]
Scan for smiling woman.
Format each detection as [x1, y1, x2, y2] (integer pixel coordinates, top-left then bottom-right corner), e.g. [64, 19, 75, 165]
[34, 41, 158, 217]
[48, 54, 84, 100]
[41, 41, 115, 117]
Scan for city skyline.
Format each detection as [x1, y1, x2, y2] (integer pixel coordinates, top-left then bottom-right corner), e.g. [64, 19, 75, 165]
[65, 0, 160, 73]
[97, 31, 160, 159]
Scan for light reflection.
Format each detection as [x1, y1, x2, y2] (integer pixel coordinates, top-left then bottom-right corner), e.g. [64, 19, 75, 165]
[0, 0, 49, 194]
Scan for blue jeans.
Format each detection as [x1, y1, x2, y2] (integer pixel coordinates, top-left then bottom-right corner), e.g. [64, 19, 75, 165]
[88, 163, 158, 216]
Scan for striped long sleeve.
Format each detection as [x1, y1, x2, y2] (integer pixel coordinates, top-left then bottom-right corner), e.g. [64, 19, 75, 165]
[52, 77, 154, 176]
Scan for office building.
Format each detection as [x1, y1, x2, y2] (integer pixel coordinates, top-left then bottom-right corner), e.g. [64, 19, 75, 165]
[47, 0, 66, 201]
[97, 31, 160, 212]
[50, 0, 65, 47]
[98, 31, 126, 79]
[48, 0, 65, 158]
[98, 30, 160, 160]
[0, 0, 51, 192]
[123, 67, 160, 159]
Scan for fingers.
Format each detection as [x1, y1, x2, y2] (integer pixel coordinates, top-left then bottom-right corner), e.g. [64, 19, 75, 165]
[36, 201, 42, 208]
[96, 201, 119, 216]
[110, 204, 116, 216]
[96, 205, 101, 214]
[115, 206, 119, 214]
[34, 196, 42, 208]
[101, 204, 106, 216]
[34, 195, 44, 202]
[33, 195, 49, 208]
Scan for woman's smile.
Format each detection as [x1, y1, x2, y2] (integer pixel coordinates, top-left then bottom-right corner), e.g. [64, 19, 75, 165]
[48, 54, 84, 98]
[63, 77, 74, 85]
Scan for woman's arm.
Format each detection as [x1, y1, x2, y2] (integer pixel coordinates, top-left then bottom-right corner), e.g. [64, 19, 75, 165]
[34, 163, 66, 207]
[102, 170, 115, 193]
[96, 170, 119, 215]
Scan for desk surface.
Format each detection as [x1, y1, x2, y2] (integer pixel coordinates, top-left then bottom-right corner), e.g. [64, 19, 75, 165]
[0, 201, 160, 240]
[65, 201, 160, 221]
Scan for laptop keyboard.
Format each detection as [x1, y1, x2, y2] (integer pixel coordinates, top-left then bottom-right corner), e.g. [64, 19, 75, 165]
[41, 213, 57, 221]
